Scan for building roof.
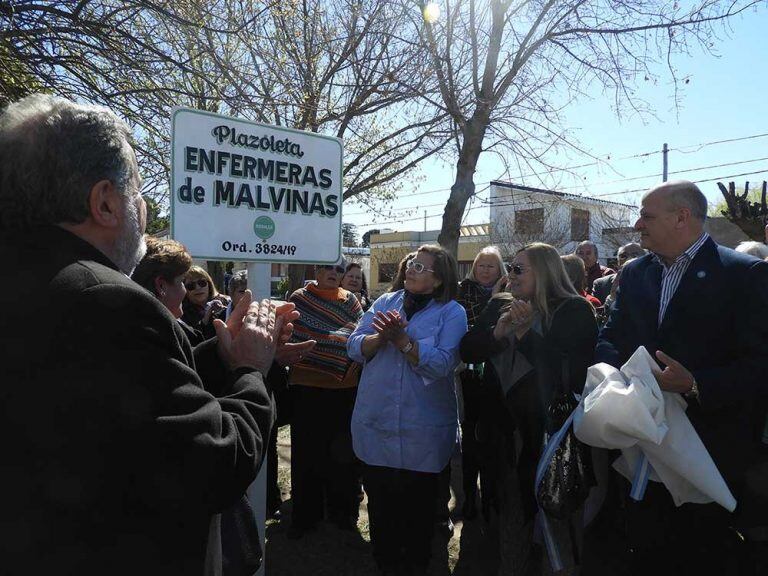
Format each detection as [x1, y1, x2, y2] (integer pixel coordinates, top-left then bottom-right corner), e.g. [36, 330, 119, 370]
[370, 223, 490, 244]
[460, 224, 490, 237]
[490, 181, 637, 209]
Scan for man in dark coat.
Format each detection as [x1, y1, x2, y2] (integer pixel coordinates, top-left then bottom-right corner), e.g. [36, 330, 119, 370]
[592, 242, 645, 304]
[595, 180, 768, 575]
[0, 94, 286, 575]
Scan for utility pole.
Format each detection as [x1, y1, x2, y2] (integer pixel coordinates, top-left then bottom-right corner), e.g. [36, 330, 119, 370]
[662, 142, 669, 182]
[424, 210, 427, 232]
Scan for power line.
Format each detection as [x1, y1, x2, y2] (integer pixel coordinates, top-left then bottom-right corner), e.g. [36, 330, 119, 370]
[479, 157, 768, 204]
[348, 154, 768, 216]
[350, 167, 768, 227]
[345, 131, 768, 226]
[344, 131, 768, 212]
[592, 168, 768, 198]
[671, 132, 768, 154]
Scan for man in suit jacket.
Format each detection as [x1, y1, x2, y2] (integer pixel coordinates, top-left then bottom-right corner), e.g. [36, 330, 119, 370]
[0, 95, 290, 575]
[595, 180, 768, 575]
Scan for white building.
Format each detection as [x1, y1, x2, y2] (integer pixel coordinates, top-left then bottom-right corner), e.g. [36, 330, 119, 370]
[489, 181, 639, 266]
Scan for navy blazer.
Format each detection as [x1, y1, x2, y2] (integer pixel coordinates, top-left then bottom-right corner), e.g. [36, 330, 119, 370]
[596, 237, 768, 492]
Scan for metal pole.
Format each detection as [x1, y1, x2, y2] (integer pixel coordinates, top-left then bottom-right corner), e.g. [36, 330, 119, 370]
[245, 260, 271, 576]
[424, 210, 427, 232]
[662, 142, 669, 182]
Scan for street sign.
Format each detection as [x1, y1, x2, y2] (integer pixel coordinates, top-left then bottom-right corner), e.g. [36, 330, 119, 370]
[171, 108, 343, 263]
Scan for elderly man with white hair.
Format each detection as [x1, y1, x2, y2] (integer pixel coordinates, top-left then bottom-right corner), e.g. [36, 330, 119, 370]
[0, 94, 297, 576]
[593, 180, 768, 576]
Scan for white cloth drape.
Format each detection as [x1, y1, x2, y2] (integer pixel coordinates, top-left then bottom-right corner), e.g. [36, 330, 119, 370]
[573, 346, 736, 512]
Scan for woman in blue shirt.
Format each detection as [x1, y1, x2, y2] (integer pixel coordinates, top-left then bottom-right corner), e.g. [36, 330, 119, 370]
[347, 244, 467, 576]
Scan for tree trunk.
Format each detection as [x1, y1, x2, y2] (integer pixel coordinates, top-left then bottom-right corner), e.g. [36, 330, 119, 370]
[287, 264, 307, 295]
[438, 121, 486, 258]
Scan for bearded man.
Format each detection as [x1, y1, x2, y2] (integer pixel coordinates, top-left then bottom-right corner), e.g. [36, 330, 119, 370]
[0, 95, 286, 575]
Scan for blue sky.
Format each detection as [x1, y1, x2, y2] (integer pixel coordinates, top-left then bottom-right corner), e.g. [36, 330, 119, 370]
[343, 8, 768, 236]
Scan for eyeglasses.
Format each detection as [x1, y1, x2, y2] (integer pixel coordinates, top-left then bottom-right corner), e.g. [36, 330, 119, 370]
[508, 264, 528, 276]
[320, 265, 346, 274]
[406, 260, 434, 274]
[184, 279, 208, 290]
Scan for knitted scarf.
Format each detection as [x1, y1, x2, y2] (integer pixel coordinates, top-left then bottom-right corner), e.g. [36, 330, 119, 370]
[288, 283, 363, 388]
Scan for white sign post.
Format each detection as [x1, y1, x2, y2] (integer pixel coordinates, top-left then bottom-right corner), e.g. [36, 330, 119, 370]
[171, 108, 343, 575]
[170, 107, 343, 264]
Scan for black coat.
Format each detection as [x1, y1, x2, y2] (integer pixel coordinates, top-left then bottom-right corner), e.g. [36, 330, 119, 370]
[460, 295, 598, 517]
[0, 227, 274, 576]
[592, 273, 615, 305]
[597, 238, 768, 492]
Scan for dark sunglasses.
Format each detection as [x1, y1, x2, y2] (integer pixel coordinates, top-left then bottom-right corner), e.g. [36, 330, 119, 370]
[320, 265, 346, 274]
[508, 264, 528, 276]
[184, 279, 208, 290]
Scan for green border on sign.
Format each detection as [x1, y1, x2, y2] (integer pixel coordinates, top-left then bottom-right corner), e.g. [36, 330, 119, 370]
[169, 106, 343, 264]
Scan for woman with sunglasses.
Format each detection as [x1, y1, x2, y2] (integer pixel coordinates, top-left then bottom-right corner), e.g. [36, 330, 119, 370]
[459, 242, 597, 574]
[285, 260, 364, 538]
[181, 265, 230, 343]
[347, 245, 467, 576]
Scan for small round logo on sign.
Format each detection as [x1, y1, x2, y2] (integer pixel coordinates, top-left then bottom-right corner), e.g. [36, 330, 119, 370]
[253, 216, 276, 240]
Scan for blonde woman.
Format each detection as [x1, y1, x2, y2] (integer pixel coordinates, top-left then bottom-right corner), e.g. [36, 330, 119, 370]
[459, 242, 597, 574]
[457, 245, 507, 520]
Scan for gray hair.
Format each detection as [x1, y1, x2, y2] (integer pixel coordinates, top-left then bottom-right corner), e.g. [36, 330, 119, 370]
[735, 241, 768, 259]
[617, 242, 644, 258]
[652, 180, 708, 222]
[229, 269, 248, 294]
[0, 94, 136, 234]
[576, 240, 598, 258]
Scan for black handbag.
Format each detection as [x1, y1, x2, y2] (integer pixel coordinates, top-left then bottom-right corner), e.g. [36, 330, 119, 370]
[536, 355, 595, 519]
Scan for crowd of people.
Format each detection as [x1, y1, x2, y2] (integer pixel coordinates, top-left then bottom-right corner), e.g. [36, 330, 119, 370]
[2, 93, 768, 576]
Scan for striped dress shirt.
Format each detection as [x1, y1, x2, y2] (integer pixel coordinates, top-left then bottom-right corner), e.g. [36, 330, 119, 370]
[655, 232, 710, 326]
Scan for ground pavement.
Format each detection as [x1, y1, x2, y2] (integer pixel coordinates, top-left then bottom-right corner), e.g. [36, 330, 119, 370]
[264, 425, 499, 576]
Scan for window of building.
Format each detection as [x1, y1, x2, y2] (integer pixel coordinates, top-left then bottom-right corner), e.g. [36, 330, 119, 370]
[515, 208, 544, 235]
[378, 263, 398, 283]
[571, 208, 590, 241]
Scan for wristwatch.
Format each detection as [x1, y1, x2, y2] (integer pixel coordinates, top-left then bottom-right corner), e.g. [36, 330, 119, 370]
[400, 340, 414, 354]
[685, 378, 700, 401]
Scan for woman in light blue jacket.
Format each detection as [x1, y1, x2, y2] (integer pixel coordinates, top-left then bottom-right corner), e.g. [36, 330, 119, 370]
[347, 244, 467, 576]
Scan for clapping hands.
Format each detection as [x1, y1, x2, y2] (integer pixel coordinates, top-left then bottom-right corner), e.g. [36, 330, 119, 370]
[493, 299, 533, 341]
[372, 310, 409, 350]
[214, 289, 314, 373]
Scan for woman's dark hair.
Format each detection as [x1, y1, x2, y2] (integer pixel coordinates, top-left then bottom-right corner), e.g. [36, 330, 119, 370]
[390, 252, 416, 292]
[417, 244, 459, 302]
[344, 262, 369, 295]
[131, 237, 192, 296]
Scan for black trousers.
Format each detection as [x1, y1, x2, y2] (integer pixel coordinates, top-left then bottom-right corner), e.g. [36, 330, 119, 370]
[290, 385, 359, 527]
[582, 478, 754, 576]
[460, 369, 496, 513]
[267, 363, 291, 513]
[363, 464, 439, 572]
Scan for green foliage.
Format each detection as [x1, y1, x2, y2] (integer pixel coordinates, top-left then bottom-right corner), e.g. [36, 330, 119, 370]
[275, 275, 291, 299]
[709, 186, 765, 217]
[144, 196, 170, 235]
